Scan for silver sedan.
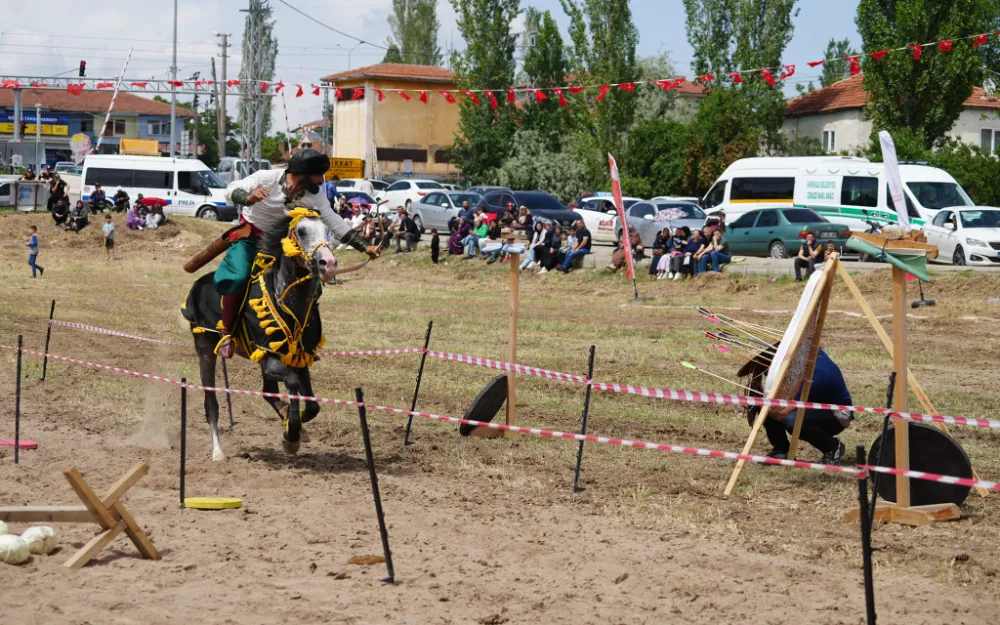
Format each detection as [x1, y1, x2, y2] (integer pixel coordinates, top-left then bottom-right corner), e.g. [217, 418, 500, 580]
[410, 190, 482, 233]
[618, 200, 708, 247]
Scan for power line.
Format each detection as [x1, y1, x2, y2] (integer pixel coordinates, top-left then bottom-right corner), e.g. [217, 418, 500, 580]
[274, 0, 387, 52]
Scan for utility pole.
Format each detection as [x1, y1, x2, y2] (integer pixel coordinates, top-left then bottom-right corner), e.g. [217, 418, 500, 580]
[170, 0, 178, 158]
[239, 0, 267, 174]
[211, 57, 223, 158]
[214, 32, 230, 157]
[34, 103, 42, 170]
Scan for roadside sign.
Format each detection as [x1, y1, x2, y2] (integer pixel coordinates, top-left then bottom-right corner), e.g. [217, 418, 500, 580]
[403, 159, 413, 175]
[325, 157, 364, 180]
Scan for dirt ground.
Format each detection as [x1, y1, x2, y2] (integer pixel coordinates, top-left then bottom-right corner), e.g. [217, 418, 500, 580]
[1, 212, 999, 624]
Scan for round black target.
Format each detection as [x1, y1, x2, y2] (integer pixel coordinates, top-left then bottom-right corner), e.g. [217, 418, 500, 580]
[459, 373, 509, 437]
[869, 423, 973, 507]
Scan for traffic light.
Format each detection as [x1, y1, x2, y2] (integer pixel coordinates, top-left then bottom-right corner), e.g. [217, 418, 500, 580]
[79, 60, 86, 77]
[20, 121, 27, 140]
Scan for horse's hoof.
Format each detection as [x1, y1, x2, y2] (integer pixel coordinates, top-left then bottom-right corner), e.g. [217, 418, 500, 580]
[212, 449, 227, 462]
[300, 428, 311, 443]
[282, 437, 300, 455]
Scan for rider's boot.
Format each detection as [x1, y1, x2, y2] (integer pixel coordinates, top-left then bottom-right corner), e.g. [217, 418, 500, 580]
[216, 293, 242, 358]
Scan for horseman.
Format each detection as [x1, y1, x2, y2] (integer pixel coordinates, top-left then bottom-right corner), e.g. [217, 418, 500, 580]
[215, 149, 381, 358]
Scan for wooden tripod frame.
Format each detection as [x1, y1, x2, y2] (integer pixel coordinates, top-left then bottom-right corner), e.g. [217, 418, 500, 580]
[0, 462, 161, 568]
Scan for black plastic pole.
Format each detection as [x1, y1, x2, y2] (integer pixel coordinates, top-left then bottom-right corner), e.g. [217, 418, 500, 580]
[403, 320, 433, 446]
[14, 335, 23, 465]
[179, 377, 187, 509]
[221, 358, 237, 428]
[869, 372, 896, 528]
[41, 300, 55, 382]
[572, 345, 597, 493]
[356, 387, 395, 584]
[857, 445, 877, 625]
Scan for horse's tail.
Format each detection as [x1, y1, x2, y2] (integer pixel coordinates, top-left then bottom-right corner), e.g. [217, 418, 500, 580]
[182, 272, 224, 335]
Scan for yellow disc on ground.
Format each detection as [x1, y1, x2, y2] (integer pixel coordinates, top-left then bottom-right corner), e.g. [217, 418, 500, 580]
[184, 497, 243, 510]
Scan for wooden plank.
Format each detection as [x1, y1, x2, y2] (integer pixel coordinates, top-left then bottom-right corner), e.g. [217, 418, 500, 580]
[63, 468, 116, 529]
[843, 502, 961, 526]
[0, 505, 92, 523]
[836, 264, 989, 498]
[63, 519, 127, 569]
[724, 257, 837, 496]
[506, 252, 520, 428]
[112, 501, 161, 561]
[891, 266, 911, 509]
[100, 462, 148, 507]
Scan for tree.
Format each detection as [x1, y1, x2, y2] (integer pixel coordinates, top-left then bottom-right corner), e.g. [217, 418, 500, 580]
[683, 89, 761, 194]
[819, 38, 859, 88]
[683, 0, 735, 79]
[239, 1, 279, 135]
[560, 0, 640, 183]
[928, 139, 1000, 206]
[621, 118, 691, 197]
[448, 0, 520, 183]
[521, 8, 570, 150]
[383, 43, 404, 64]
[261, 133, 289, 162]
[632, 53, 685, 123]
[387, 0, 442, 65]
[495, 130, 591, 202]
[856, 0, 1000, 151]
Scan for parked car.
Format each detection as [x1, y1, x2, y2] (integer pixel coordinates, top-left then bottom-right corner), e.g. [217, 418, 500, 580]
[569, 192, 607, 209]
[378, 179, 444, 210]
[576, 195, 643, 243]
[336, 178, 390, 193]
[924, 207, 1000, 266]
[726, 207, 851, 258]
[54, 161, 80, 175]
[624, 200, 708, 247]
[652, 195, 700, 203]
[466, 185, 511, 196]
[478, 190, 581, 229]
[216, 157, 272, 184]
[339, 191, 379, 213]
[410, 191, 482, 232]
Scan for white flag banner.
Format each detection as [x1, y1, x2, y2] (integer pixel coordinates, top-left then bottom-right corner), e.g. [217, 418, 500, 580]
[879, 130, 910, 231]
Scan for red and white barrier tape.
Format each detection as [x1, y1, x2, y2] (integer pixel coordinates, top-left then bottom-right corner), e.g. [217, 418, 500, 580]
[50, 320, 194, 349]
[318, 348, 427, 357]
[426, 350, 590, 383]
[8, 342, 998, 491]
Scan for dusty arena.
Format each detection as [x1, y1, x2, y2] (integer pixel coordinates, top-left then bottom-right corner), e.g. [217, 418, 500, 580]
[2, 214, 999, 624]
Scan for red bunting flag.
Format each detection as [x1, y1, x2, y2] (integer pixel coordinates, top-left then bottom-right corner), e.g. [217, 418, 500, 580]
[1, 80, 20, 89]
[506, 89, 516, 104]
[554, 87, 567, 107]
[672, 77, 687, 88]
[596, 84, 610, 102]
[30, 82, 51, 88]
[487, 91, 498, 110]
[311, 85, 320, 96]
[260, 82, 270, 93]
[195, 80, 211, 87]
[847, 56, 861, 75]
[727, 72, 743, 84]
[96, 82, 114, 89]
[130, 82, 148, 88]
[375, 89, 385, 102]
[439, 90, 456, 103]
[698, 74, 714, 83]
[780, 65, 796, 80]
[807, 60, 825, 68]
[351, 88, 365, 100]
[617, 82, 635, 92]
[274, 81, 285, 93]
[972, 34, 989, 48]
[295, 84, 303, 97]
[870, 50, 889, 61]
[461, 90, 480, 105]
[568, 85, 585, 94]
[908, 45, 923, 61]
[168, 80, 184, 87]
[533, 89, 547, 102]
[227, 79, 240, 87]
[334, 87, 343, 99]
[939, 40, 953, 53]
[760, 68, 775, 87]
[66, 83, 84, 96]
[419, 90, 428, 103]
[397, 90, 411, 101]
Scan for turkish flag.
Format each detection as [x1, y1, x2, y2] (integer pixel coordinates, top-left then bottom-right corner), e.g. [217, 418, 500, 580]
[30, 82, 51, 88]
[351, 88, 365, 100]
[96, 82, 114, 89]
[260, 82, 270, 93]
[760, 68, 775, 87]
[439, 91, 456, 104]
[67, 83, 85, 96]
[698, 74, 714, 83]
[728, 72, 743, 84]
[506, 89, 516, 104]
[909, 45, 923, 61]
[419, 90, 428, 103]
[939, 40, 953, 53]
[847, 56, 861, 75]
[461, 90, 480, 105]
[617, 82, 635, 92]
[168, 80, 184, 87]
[870, 50, 889, 61]
[780, 65, 795, 80]
[533, 89, 547, 102]
[554, 87, 567, 107]
[375, 89, 385, 102]
[397, 90, 411, 101]
[274, 81, 285, 93]
[595, 84, 610, 102]
[130, 82, 148, 88]
[295, 84, 304, 97]
[311, 85, 320, 96]
[487, 91, 498, 110]
[807, 60, 825, 68]
[227, 79, 240, 87]
[568, 85, 585, 94]
[972, 34, 989, 48]
[608, 153, 634, 280]
[334, 87, 343, 100]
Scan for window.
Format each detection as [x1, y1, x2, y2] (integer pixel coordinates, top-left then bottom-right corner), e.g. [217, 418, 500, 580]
[197, 170, 225, 189]
[782, 209, 826, 224]
[416, 182, 443, 190]
[104, 119, 126, 136]
[453, 194, 479, 207]
[906, 182, 973, 210]
[0, 182, 10, 197]
[134, 170, 173, 189]
[840, 176, 878, 208]
[730, 177, 795, 201]
[387, 181, 409, 191]
[148, 120, 171, 136]
[960, 210, 1000, 228]
[218, 160, 232, 173]
[730, 212, 759, 229]
[822, 129, 836, 153]
[981, 129, 1000, 155]
[885, 185, 920, 219]
[757, 211, 779, 228]
[434, 149, 451, 164]
[932, 211, 953, 228]
[654, 202, 705, 219]
[703, 180, 727, 208]
[178, 171, 208, 194]
[80, 119, 93, 133]
[422, 193, 443, 206]
[629, 203, 656, 220]
[85, 167, 134, 187]
[378, 147, 428, 163]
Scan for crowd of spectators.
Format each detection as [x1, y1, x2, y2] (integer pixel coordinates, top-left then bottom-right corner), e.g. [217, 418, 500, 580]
[646, 223, 730, 280]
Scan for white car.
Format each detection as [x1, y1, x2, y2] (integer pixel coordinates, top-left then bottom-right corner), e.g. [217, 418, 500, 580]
[378, 179, 445, 211]
[924, 207, 1000, 266]
[576, 195, 643, 243]
[652, 195, 700, 203]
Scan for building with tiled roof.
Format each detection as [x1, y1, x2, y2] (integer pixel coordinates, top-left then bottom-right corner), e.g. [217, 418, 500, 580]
[783, 74, 1000, 154]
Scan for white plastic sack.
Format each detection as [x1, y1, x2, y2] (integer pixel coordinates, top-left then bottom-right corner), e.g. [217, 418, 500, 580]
[0, 534, 31, 565]
[21, 526, 58, 555]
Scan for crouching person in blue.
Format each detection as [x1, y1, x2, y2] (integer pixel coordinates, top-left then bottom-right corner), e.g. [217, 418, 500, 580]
[759, 349, 852, 465]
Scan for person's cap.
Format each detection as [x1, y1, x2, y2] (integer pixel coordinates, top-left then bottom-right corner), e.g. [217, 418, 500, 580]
[286, 148, 329, 176]
[519, 205, 528, 210]
[137, 193, 144, 199]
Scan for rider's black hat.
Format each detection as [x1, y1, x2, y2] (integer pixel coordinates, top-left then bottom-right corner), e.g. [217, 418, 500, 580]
[287, 149, 329, 176]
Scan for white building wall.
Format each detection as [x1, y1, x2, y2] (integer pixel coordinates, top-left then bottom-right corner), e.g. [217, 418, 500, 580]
[781, 109, 872, 154]
[949, 107, 1000, 150]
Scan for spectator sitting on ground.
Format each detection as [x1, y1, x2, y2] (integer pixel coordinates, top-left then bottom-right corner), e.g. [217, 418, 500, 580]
[47, 174, 67, 212]
[144, 205, 165, 229]
[68, 200, 89, 232]
[450, 217, 471, 255]
[51, 196, 70, 226]
[90, 183, 107, 213]
[449, 199, 476, 233]
[610, 225, 642, 272]
[697, 228, 730, 273]
[462, 217, 488, 259]
[514, 206, 533, 233]
[654, 227, 678, 279]
[21, 166, 36, 181]
[824, 241, 836, 262]
[113, 188, 130, 213]
[359, 214, 378, 245]
[704, 210, 726, 234]
[126, 203, 144, 230]
[485, 217, 505, 264]
[794, 231, 822, 282]
[393, 209, 421, 253]
[500, 206, 516, 227]
[690, 229, 708, 276]
[519, 221, 546, 271]
[649, 227, 671, 277]
[559, 219, 592, 273]
[537, 223, 561, 274]
[349, 204, 364, 230]
[665, 227, 695, 280]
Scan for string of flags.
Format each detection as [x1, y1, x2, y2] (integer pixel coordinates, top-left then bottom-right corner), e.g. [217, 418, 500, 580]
[1, 30, 997, 105]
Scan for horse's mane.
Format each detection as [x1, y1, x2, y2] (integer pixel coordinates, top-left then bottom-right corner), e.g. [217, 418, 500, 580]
[259, 214, 293, 257]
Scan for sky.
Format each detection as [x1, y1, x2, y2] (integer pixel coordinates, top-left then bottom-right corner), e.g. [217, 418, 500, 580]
[0, 0, 863, 131]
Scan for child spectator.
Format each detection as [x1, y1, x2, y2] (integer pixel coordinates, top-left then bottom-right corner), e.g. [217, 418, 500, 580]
[430, 229, 440, 264]
[102, 214, 115, 260]
[824, 241, 836, 262]
[25, 225, 44, 278]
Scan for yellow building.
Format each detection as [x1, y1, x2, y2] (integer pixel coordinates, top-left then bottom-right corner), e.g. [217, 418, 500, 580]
[320, 63, 460, 179]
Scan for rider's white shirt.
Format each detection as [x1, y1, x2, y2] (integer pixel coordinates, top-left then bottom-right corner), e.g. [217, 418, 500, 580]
[225, 169, 353, 242]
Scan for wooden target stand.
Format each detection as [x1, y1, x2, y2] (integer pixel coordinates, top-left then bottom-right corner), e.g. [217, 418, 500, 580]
[724, 239, 976, 525]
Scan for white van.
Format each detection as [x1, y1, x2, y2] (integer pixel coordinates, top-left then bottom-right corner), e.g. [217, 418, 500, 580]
[82, 155, 235, 221]
[701, 156, 974, 230]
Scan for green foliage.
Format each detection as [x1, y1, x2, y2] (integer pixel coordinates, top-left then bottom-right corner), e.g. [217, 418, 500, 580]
[683, 0, 735, 78]
[261, 133, 289, 163]
[782, 135, 826, 156]
[856, 0, 1000, 150]
[621, 118, 691, 197]
[448, 0, 520, 183]
[495, 130, 590, 202]
[820, 38, 859, 88]
[683, 89, 761, 194]
[632, 53, 682, 123]
[387, 0, 441, 65]
[521, 9, 570, 150]
[927, 140, 1000, 206]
